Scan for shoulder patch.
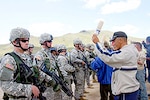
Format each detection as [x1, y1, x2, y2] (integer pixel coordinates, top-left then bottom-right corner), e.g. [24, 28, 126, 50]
[5, 63, 14, 71]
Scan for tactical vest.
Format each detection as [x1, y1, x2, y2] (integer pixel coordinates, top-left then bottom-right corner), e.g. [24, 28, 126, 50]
[41, 50, 63, 78]
[6, 52, 34, 84]
[2, 52, 36, 100]
[40, 50, 62, 91]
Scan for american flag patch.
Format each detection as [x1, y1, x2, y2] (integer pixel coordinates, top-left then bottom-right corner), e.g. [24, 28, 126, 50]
[5, 63, 14, 70]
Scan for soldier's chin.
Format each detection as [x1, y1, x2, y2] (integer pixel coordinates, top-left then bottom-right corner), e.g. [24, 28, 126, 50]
[22, 48, 29, 51]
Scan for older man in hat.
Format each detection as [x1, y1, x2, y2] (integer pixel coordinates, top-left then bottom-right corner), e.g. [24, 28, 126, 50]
[92, 31, 140, 100]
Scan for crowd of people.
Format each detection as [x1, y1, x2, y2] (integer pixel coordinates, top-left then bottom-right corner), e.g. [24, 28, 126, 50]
[0, 27, 97, 100]
[0, 27, 150, 100]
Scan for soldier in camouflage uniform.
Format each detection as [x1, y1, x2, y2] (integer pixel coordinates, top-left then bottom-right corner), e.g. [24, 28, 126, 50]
[57, 44, 75, 100]
[85, 44, 96, 88]
[50, 47, 58, 58]
[50, 46, 62, 100]
[33, 33, 62, 100]
[0, 27, 40, 100]
[27, 44, 34, 55]
[25, 43, 35, 61]
[88, 44, 97, 83]
[70, 38, 87, 100]
[79, 43, 90, 94]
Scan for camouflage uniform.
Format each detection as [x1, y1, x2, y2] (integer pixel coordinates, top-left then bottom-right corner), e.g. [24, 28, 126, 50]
[57, 44, 75, 100]
[70, 39, 86, 100]
[85, 44, 95, 86]
[25, 43, 35, 62]
[0, 52, 33, 100]
[51, 47, 62, 100]
[79, 43, 88, 92]
[0, 27, 35, 100]
[33, 33, 62, 100]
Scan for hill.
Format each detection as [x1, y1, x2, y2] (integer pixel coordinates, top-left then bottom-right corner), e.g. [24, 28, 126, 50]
[0, 30, 144, 56]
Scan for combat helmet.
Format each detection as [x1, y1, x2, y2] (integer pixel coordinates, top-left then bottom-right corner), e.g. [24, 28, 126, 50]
[73, 38, 82, 45]
[39, 33, 53, 44]
[50, 47, 57, 53]
[86, 44, 91, 49]
[89, 44, 95, 50]
[28, 44, 34, 48]
[146, 36, 150, 43]
[57, 44, 67, 53]
[9, 27, 30, 42]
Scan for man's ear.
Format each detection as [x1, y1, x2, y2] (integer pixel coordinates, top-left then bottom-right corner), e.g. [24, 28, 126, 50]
[16, 39, 19, 44]
[12, 40, 19, 45]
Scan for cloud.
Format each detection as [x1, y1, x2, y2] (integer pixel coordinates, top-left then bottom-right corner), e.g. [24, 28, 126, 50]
[148, 13, 150, 16]
[82, 0, 109, 9]
[28, 22, 73, 37]
[111, 24, 139, 37]
[101, 0, 141, 14]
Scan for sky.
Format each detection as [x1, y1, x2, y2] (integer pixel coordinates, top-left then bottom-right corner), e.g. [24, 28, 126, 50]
[0, 0, 150, 44]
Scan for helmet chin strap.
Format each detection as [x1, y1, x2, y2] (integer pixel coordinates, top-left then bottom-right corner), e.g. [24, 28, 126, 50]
[13, 40, 28, 51]
[20, 46, 28, 51]
[19, 41, 28, 51]
[13, 44, 20, 47]
[45, 42, 51, 48]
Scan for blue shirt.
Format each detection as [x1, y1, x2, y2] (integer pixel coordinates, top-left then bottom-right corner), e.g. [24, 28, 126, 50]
[91, 56, 113, 84]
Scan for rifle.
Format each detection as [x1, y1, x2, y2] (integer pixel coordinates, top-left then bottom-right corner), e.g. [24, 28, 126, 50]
[40, 62, 74, 97]
[82, 53, 92, 70]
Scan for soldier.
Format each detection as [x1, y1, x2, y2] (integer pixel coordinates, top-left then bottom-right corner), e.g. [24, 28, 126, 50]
[0, 27, 40, 100]
[89, 44, 97, 83]
[79, 43, 90, 94]
[50, 47, 58, 57]
[84, 44, 95, 88]
[25, 43, 35, 61]
[33, 33, 62, 100]
[57, 44, 75, 100]
[70, 38, 87, 100]
[50, 46, 63, 100]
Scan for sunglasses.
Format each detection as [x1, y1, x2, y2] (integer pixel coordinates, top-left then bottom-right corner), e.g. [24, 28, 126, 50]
[46, 40, 52, 43]
[20, 39, 29, 43]
[62, 50, 67, 52]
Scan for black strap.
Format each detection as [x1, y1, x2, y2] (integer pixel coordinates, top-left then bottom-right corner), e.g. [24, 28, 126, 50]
[5, 52, 22, 82]
[6, 52, 27, 68]
[113, 67, 137, 72]
[6, 52, 33, 83]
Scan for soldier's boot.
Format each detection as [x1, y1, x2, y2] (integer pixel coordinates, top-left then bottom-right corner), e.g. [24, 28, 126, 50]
[92, 79, 98, 83]
[87, 85, 94, 89]
[3, 93, 9, 100]
[84, 90, 89, 94]
[89, 84, 93, 86]
[82, 94, 86, 97]
[79, 96, 87, 100]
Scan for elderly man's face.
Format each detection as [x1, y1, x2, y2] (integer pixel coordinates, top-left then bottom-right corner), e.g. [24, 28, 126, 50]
[111, 37, 122, 50]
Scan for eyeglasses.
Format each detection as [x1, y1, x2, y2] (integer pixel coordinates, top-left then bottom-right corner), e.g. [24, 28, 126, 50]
[20, 39, 29, 43]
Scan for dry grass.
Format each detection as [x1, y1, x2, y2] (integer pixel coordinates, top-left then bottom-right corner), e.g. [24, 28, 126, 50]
[0, 30, 144, 57]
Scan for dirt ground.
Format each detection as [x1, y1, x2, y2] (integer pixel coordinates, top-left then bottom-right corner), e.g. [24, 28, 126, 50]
[0, 80, 100, 100]
[0, 80, 150, 100]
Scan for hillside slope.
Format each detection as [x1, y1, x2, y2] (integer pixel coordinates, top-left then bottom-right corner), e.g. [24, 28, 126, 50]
[0, 30, 144, 56]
